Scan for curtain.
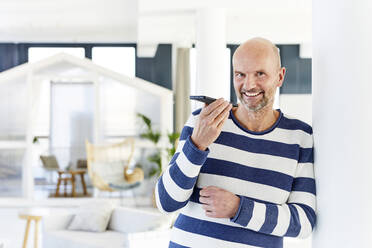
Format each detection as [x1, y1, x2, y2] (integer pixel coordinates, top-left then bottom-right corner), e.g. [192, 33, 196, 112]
[175, 48, 191, 133]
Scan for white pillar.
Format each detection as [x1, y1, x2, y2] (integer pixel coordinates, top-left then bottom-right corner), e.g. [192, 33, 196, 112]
[195, 8, 229, 100]
[313, 1, 372, 247]
[23, 73, 35, 199]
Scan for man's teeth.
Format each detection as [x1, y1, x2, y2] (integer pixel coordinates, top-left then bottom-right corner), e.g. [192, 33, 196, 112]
[244, 92, 261, 97]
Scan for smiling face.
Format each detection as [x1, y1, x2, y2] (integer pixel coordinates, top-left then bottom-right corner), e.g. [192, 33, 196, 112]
[233, 38, 285, 112]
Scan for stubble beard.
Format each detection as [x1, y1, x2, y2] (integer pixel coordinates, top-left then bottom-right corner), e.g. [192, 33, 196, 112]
[238, 92, 269, 112]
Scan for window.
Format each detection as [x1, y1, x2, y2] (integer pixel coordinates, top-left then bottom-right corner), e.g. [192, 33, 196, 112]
[92, 47, 135, 77]
[28, 47, 85, 63]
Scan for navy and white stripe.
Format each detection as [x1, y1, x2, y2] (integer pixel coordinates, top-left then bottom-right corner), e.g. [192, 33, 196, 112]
[155, 108, 316, 248]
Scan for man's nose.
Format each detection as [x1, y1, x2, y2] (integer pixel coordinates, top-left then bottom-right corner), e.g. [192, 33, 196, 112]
[243, 75, 257, 90]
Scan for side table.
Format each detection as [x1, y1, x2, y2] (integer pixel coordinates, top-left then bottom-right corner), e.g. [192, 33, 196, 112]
[55, 170, 88, 197]
[18, 208, 49, 248]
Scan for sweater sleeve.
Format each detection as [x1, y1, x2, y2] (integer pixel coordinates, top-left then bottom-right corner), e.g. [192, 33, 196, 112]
[230, 133, 316, 239]
[155, 110, 209, 213]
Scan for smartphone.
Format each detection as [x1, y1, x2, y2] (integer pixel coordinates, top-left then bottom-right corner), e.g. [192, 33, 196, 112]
[189, 95, 238, 107]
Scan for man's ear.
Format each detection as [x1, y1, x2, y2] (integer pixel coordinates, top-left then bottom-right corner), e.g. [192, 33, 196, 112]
[277, 67, 286, 87]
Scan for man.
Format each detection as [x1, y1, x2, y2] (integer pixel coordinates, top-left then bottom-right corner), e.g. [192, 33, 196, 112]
[155, 38, 316, 248]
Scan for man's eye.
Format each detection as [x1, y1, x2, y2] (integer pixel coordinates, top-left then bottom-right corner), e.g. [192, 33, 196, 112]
[257, 72, 265, 77]
[235, 73, 244, 78]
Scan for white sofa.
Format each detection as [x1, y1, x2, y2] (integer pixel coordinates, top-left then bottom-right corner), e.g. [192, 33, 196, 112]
[42, 207, 172, 248]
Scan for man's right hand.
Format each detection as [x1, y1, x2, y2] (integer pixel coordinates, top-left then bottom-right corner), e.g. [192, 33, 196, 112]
[191, 98, 232, 151]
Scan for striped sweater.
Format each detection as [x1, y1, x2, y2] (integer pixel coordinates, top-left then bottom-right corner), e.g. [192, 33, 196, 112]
[155, 108, 316, 248]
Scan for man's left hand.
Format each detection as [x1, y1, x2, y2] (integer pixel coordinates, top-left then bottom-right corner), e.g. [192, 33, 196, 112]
[199, 186, 240, 218]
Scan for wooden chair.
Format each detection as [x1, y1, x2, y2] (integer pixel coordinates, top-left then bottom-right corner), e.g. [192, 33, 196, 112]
[85, 138, 144, 193]
[40, 155, 60, 172]
[76, 159, 87, 170]
[40, 155, 61, 185]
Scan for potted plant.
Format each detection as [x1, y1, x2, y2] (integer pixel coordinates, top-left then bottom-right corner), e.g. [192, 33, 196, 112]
[137, 113, 180, 177]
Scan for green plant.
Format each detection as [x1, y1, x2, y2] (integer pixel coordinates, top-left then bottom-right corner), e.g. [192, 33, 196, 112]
[166, 132, 180, 160]
[137, 113, 180, 177]
[137, 113, 161, 144]
[148, 152, 162, 177]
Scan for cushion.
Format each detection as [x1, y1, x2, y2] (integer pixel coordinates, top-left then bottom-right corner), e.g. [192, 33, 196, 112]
[108, 207, 172, 233]
[90, 161, 125, 184]
[67, 201, 114, 232]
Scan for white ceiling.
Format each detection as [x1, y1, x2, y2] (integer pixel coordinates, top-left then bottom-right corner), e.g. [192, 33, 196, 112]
[0, 0, 311, 45]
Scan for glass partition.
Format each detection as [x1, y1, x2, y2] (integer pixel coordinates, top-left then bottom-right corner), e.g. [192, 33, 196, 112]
[0, 77, 28, 197]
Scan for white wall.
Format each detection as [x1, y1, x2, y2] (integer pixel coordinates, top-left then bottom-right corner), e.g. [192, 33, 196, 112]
[280, 94, 312, 125]
[312, 0, 372, 246]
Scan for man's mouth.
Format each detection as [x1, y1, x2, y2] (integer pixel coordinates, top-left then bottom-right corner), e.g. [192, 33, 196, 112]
[243, 91, 263, 97]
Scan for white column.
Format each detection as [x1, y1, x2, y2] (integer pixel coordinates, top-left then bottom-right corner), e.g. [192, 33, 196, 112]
[23, 73, 35, 199]
[313, 1, 372, 247]
[195, 8, 229, 100]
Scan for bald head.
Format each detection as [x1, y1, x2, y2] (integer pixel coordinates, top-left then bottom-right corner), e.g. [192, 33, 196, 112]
[233, 37, 281, 70]
[232, 37, 286, 113]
